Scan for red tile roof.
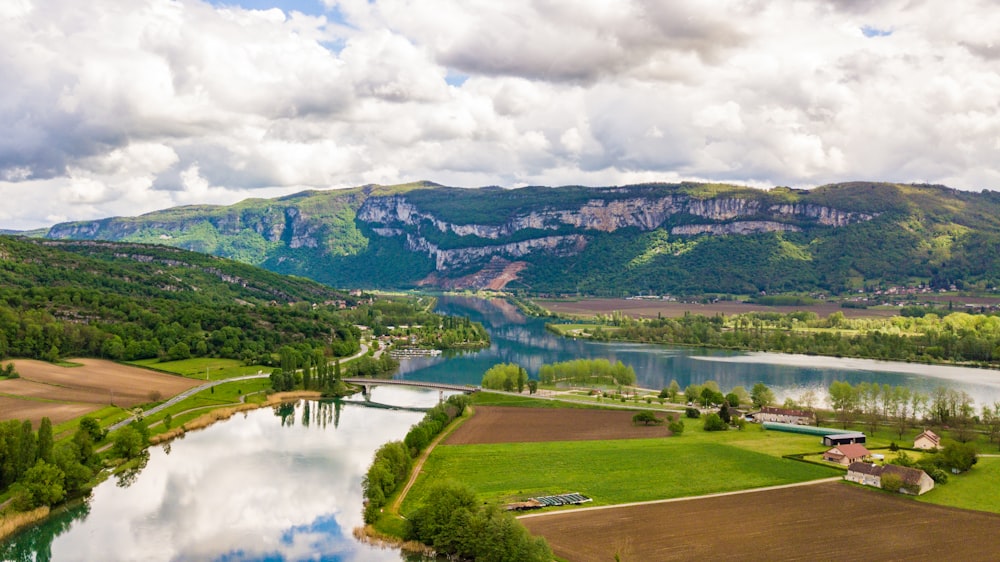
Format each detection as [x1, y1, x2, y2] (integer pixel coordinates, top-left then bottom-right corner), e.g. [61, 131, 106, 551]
[830, 443, 871, 459]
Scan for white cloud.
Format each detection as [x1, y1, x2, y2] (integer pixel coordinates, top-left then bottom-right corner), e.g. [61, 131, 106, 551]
[2, 0, 999, 230]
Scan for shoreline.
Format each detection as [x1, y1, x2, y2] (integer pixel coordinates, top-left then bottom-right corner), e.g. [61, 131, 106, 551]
[0, 390, 326, 544]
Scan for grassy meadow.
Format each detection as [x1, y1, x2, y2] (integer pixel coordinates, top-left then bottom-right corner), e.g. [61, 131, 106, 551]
[128, 357, 270, 380]
[919, 456, 1000, 514]
[400, 419, 839, 515]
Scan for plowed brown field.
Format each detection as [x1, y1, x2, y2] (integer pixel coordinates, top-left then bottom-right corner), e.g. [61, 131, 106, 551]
[522, 482, 1000, 561]
[445, 406, 673, 444]
[1, 358, 201, 424]
[0, 397, 98, 426]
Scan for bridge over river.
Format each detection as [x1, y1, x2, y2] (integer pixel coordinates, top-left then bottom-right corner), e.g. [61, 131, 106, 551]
[342, 377, 479, 394]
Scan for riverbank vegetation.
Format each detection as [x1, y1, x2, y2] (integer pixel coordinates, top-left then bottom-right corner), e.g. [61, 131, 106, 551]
[362, 394, 471, 524]
[361, 394, 555, 560]
[549, 309, 1000, 368]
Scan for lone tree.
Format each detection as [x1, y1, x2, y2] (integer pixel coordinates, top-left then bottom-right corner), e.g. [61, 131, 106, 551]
[632, 411, 664, 426]
[703, 413, 727, 431]
[668, 418, 684, 435]
[751, 383, 775, 409]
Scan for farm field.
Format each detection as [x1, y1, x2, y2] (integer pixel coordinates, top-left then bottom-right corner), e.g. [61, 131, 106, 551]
[0, 358, 201, 424]
[0, 396, 97, 426]
[444, 406, 674, 444]
[403, 407, 838, 515]
[536, 297, 898, 319]
[129, 357, 269, 380]
[521, 481, 1000, 561]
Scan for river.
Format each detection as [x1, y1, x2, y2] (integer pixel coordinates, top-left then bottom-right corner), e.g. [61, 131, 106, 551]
[1, 389, 441, 562]
[396, 295, 1000, 406]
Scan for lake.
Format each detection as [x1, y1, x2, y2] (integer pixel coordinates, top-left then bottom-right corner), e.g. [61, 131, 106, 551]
[395, 296, 1000, 406]
[1, 389, 443, 562]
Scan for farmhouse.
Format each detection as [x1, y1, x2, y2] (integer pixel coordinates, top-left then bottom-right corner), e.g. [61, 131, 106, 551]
[823, 443, 871, 465]
[752, 406, 815, 425]
[913, 429, 940, 450]
[846, 462, 935, 495]
[822, 432, 867, 446]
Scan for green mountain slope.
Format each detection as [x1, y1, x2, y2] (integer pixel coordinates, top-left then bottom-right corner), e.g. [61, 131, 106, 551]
[0, 236, 365, 363]
[43, 181, 1000, 295]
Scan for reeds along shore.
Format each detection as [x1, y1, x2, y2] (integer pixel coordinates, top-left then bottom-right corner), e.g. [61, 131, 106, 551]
[0, 506, 49, 542]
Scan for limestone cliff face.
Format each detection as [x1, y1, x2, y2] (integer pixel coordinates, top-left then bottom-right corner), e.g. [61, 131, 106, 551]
[356, 192, 874, 271]
[670, 221, 802, 236]
[403, 232, 589, 270]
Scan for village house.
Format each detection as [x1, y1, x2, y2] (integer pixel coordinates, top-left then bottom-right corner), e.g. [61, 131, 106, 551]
[913, 429, 941, 450]
[823, 443, 871, 466]
[846, 462, 935, 495]
[753, 406, 816, 425]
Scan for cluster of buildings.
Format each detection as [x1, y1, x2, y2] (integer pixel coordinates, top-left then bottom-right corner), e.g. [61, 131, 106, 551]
[751, 407, 942, 496]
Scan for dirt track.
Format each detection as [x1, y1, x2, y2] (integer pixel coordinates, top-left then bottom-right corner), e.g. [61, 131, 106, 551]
[1, 358, 201, 424]
[522, 482, 1000, 561]
[539, 298, 898, 319]
[444, 406, 673, 444]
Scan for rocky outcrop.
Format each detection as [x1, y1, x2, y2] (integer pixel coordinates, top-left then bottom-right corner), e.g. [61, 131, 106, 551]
[403, 232, 588, 270]
[671, 221, 802, 236]
[768, 203, 874, 226]
[356, 192, 874, 272]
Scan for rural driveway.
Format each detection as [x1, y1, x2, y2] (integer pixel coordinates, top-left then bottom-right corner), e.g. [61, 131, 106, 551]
[109, 343, 370, 432]
[517, 476, 844, 520]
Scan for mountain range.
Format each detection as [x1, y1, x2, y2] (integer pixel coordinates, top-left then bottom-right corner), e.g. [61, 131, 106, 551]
[40, 181, 1000, 295]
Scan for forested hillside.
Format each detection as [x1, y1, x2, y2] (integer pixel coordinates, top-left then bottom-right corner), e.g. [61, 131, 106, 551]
[42, 181, 1000, 295]
[0, 236, 364, 364]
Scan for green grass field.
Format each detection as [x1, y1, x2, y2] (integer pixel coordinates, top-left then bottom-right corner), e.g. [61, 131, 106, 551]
[141, 378, 272, 430]
[546, 323, 621, 336]
[128, 358, 270, 380]
[401, 425, 839, 515]
[918, 457, 1000, 514]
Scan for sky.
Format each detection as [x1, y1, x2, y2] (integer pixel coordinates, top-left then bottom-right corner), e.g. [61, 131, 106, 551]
[1, 0, 999, 230]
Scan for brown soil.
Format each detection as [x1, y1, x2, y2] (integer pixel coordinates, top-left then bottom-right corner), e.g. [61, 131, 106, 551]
[0, 396, 99, 426]
[0, 358, 201, 423]
[444, 406, 672, 445]
[522, 482, 1000, 561]
[538, 298, 899, 319]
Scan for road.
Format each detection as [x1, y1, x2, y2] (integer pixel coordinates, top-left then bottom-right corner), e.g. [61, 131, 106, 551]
[517, 476, 844, 520]
[109, 342, 371, 432]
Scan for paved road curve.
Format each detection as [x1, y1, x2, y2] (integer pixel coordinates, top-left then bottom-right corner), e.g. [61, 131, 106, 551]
[109, 343, 371, 432]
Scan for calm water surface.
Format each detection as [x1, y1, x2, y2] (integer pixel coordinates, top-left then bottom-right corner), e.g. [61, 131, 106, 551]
[397, 296, 1000, 406]
[1, 389, 441, 562]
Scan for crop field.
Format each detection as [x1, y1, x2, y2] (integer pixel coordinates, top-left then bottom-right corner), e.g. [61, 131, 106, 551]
[445, 406, 674, 444]
[0, 396, 97, 426]
[403, 407, 839, 515]
[536, 297, 897, 319]
[521, 482, 1000, 561]
[0, 359, 201, 424]
[405, 439, 836, 512]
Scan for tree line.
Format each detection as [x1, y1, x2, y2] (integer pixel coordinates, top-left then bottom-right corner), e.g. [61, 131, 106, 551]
[568, 309, 1000, 368]
[0, 417, 107, 511]
[362, 394, 470, 524]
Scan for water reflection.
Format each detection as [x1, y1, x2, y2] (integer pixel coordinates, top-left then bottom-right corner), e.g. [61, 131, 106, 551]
[400, 296, 1000, 406]
[2, 399, 429, 562]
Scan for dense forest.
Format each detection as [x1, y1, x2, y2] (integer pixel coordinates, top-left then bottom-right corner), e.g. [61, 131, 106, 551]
[0, 236, 366, 365]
